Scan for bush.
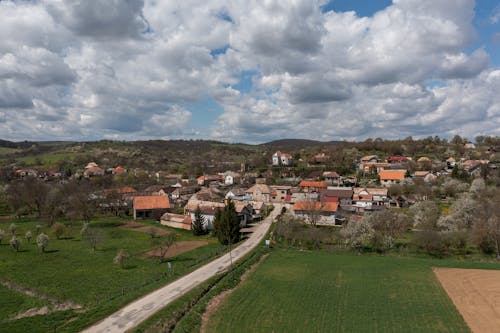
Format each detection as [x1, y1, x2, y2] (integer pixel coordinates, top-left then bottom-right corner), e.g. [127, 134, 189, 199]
[10, 236, 21, 252]
[52, 222, 66, 239]
[25, 230, 32, 243]
[413, 230, 447, 257]
[36, 233, 49, 252]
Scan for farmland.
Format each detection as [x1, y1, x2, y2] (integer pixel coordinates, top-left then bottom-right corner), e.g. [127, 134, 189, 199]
[0, 217, 223, 332]
[207, 248, 500, 333]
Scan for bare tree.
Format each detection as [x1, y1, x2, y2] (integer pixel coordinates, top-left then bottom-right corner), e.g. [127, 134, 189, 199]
[83, 228, 106, 252]
[113, 249, 130, 269]
[153, 233, 176, 263]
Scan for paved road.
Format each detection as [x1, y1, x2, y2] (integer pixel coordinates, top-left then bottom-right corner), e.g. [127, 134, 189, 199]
[81, 204, 282, 333]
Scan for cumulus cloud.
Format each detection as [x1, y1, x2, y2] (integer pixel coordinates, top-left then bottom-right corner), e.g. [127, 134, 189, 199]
[0, 0, 498, 142]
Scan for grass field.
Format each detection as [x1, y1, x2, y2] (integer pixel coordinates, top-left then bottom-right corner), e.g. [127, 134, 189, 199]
[0, 217, 222, 332]
[207, 249, 500, 333]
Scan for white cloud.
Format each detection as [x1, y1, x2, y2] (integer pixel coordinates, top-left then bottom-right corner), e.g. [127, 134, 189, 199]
[0, 0, 498, 142]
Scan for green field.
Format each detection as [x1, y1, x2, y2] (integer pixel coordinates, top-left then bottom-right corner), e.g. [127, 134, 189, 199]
[0, 217, 222, 332]
[207, 249, 500, 333]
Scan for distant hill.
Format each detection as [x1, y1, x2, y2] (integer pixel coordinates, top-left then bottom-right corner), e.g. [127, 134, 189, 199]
[261, 138, 344, 149]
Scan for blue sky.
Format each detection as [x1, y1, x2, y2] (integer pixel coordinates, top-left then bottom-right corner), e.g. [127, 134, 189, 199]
[0, 0, 499, 142]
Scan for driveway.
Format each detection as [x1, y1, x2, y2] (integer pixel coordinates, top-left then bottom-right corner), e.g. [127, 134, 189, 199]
[81, 204, 282, 333]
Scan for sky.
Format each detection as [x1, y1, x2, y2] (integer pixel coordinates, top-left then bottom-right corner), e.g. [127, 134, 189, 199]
[0, 0, 499, 143]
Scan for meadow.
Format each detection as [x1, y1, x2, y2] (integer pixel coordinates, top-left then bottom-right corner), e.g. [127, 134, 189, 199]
[0, 217, 223, 332]
[207, 248, 500, 333]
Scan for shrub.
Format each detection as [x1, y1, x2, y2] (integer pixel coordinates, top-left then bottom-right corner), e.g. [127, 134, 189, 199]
[25, 230, 32, 243]
[52, 222, 66, 239]
[10, 236, 21, 252]
[36, 233, 49, 252]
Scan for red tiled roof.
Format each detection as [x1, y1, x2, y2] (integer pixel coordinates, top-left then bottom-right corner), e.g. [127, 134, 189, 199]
[293, 201, 338, 212]
[299, 180, 327, 188]
[379, 170, 406, 180]
[387, 156, 409, 163]
[134, 196, 170, 210]
[113, 166, 126, 174]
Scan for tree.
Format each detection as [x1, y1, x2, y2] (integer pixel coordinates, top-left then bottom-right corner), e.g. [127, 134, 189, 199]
[36, 233, 49, 252]
[9, 223, 17, 236]
[25, 230, 32, 243]
[83, 228, 106, 252]
[10, 236, 21, 252]
[0, 229, 4, 244]
[153, 233, 176, 263]
[52, 222, 66, 240]
[80, 222, 89, 238]
[192, 206, 207, 236]
[340, 218, 374, 251]
[113, 249, 130, 269]
[213, 200, 240, 245]
[471, 188, 500, 258]
[409, 201, 440, 230]
[366, 210, 410, 252]
[437, 194, 476, 232]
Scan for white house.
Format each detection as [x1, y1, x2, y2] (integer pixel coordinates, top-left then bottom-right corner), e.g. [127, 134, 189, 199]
[272, 151, 294, 166]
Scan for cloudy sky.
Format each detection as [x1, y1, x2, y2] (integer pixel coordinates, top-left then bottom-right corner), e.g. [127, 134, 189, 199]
[1, 0, 499, 143]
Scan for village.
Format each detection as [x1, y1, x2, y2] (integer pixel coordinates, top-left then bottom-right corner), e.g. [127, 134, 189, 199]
[9, 140, 498, 233]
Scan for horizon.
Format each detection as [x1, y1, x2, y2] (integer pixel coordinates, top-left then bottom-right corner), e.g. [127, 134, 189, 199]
[1, 0, 499, 142]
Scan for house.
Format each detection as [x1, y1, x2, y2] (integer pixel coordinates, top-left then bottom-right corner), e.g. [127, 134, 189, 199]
[360, 162, 390, 174]
[84, 166, 105, 177]
[306, 170, 323, 180]
[245, 184, 273, 203]
[322, 171, 340, 184]
[225, 188, 249, 200]
[133, 195, 171, 220]
[360, 155, 379, 163]
[196, 174, 222, 186]
[292, 201, 339, 225]
[160, 213, 192, 231]
[414, 171, 430, 179]
[85, 162, 98, 169]
[171, 186, 198, 201]
[233, 201, 254, 227]
[379, 170, 406, 187]
[320, 187, 353, 206]
[299, 180, 328, 192]
[417, 156, 432, 170]
[112, 166, 126, 175]
[353, 187, 388, 209]
[270, 185, 292, 203]
[272, 151, 294, 166]
[223, 171, 241, 185]
[192, 187, 224, 202]
[184, 200, 225, 230]
[387, 156, 409, 164]
[446, 157, 456, 169]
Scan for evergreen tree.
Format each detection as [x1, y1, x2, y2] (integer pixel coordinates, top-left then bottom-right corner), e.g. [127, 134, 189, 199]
[213, 200, 241, 245]
[192, 206, 207, 235]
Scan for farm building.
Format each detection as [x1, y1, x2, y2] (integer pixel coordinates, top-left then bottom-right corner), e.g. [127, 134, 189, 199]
[133, 195, 171, 220]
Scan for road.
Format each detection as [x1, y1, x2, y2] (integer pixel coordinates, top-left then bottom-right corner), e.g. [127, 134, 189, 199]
[81, 204, 282, 333]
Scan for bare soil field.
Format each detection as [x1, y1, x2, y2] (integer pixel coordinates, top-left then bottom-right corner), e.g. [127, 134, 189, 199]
[146, 240, 209, 258]
[433, 268, 500, 333]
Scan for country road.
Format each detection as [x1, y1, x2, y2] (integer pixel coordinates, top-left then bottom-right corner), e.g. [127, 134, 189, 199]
[81, 204, 282, 333]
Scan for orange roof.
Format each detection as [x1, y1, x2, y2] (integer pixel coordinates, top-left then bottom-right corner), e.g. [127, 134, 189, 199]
[299, 180, 327, 188]
[293, 201, 338, 212]
[113, 166, 126, 174]
[134, 196, 170, 210]
[379, 170, 406, 180]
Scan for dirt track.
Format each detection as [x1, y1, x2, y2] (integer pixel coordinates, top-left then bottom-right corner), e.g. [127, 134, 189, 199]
[433, 268, 500, 333]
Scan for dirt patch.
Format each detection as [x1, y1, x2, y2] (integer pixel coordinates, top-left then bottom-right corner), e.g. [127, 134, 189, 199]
[1, 280, 84, 320]
[200, 253, 269, 333]
[145, 240, 209, 258]
[120, 222, 173, 236]
[433, 268, 500, 333]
